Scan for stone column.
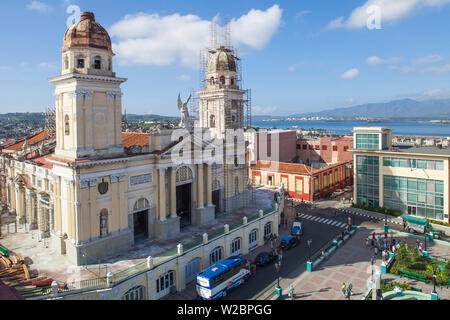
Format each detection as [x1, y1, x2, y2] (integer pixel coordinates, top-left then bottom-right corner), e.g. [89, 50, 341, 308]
[206, 163, 212, 206]
[36, 195, 45, 239]
[197, 164, 204, 208]
[15, 185, 25, 224]
[159, 168, 167, 221]
[170, 167, 177, 218]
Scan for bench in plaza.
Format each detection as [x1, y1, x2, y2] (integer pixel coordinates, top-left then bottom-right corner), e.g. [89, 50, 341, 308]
[399, 270, 428, 282]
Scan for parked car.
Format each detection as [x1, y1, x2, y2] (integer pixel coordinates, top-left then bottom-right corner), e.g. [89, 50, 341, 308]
[344, 186, 353, 192]
[253, 252, 276, 267]
[332, 189, 344, 198]
[291, 221, 303, 237]
[279, 235, 298, 250]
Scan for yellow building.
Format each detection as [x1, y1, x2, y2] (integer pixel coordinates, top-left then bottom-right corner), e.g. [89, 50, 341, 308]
[0, 12, 249, 265]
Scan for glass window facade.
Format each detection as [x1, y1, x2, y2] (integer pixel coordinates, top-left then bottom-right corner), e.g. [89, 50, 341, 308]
[383, 157, 444, 171]
[383, 175, 444, 220]
[356, 155, 379, 207]
[356, 134, 379, 150]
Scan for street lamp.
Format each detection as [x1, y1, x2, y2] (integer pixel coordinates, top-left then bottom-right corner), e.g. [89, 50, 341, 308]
[307, 239, 313, 262]
[371, 256, 376, 289]
[432, 265, 437, 294]
[274, 260, 282, 289]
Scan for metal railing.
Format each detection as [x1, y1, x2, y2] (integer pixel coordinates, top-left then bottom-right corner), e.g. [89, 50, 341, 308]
[31, 207, 278, 299]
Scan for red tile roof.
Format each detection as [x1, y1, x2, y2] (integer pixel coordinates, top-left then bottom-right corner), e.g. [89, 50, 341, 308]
[33, 156, 53, 169]
[122, 132, 151, 148]
[4, 130, 50, 151]
[0, 139, 16, 148]
[252, 160, 316, 175]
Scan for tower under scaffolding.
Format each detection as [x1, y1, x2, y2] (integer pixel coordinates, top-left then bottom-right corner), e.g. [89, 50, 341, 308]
[195, 17, 255, 212]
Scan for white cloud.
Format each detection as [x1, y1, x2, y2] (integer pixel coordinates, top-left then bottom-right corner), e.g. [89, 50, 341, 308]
[341, 68, 360, 79]
[287, 61, 306, 72]
[27, 1, 51, 12]
[389, 65, 416, 73]
[422, 87, 450, 98]
[327, 0, 450, 29]
[295, 10, 312, 21]
[229, 5, 283, 50]
[412, 54, 443, 65]
[253, 105, 277, 115]
[110, 5, 282, 67]
[367, 56, 403, 65]
[420, 64, 450, 74]
[176, 74, 191, 81]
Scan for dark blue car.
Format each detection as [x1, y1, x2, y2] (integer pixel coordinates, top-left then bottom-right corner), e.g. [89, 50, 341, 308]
[279, 235, 298, 250]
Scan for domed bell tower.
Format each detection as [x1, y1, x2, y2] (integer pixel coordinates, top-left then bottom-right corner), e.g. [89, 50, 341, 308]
[49, 12, 127, 161]
[197, 46, 246, 139]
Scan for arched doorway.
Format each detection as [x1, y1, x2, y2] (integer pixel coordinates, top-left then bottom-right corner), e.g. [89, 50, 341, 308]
[133, 198, 150, 243]
[176, 166, 193, 228]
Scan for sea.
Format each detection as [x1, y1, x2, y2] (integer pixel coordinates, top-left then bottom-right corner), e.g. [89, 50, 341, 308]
[251, 120, 450, 137]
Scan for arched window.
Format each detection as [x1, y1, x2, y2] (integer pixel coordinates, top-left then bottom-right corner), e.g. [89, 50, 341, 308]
[264, 222, 272, 238]
[210, 115, 216, 128]
[231, 237, 241, 255]
[249, 229, 258, 249]
[232, 115, 236, 122]
[134, 198, 150, 212]
[108, 57, 112, 71]
[210, 77, 214, 85]
[99, 209, 108, 237]
[230, 77, 235, 85]
[156, 270, 175, 298]
[176, 166, 193, 183]
[94, 56, 102, 69]
[210, 246, 222, 266]
[219, 76, 225, 85]
[77, 58, 84, 69]
[122, 286, 145, 300]
[64, 115, 70, 135]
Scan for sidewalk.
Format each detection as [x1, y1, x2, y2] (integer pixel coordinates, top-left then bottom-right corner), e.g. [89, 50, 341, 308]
[280, 223, 450, 300]
[284, 225, 383, 300]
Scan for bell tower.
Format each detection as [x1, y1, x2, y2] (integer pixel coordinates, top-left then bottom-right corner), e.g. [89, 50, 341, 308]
[197, 46, 246, 139]
[49, 12, 127, 161]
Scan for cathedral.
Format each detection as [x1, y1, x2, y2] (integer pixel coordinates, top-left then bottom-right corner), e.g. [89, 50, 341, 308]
[0, 12, 249, 265]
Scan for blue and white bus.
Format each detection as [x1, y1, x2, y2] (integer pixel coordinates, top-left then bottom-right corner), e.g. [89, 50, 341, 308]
[196, 256, 251, 300]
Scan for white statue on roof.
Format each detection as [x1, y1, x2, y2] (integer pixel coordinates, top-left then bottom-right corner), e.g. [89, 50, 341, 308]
[178, 93, 191, 129]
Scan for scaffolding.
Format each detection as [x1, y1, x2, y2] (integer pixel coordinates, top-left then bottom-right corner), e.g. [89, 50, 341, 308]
[197, 17, 254, 213]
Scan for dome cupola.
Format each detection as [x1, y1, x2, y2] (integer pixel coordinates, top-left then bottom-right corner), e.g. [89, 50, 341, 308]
[207, 46, 237, 73]
[62, 12, 112, 53]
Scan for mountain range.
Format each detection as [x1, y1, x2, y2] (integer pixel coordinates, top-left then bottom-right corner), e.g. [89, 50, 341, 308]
[288, 98, 450, 119]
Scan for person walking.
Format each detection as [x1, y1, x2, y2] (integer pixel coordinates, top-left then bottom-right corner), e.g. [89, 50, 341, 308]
[372, 232, 376, 240]
[346, 283, 353, 300]
[341, 283, 347, 297]
[289, 284, 295, 300]
[251, 263, 257, 276]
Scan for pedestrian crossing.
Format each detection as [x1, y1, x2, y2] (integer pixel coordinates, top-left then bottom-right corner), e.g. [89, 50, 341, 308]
[297, 213, 348, 228]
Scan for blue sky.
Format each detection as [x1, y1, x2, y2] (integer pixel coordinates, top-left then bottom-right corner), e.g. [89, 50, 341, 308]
[1, 0, 450, 116]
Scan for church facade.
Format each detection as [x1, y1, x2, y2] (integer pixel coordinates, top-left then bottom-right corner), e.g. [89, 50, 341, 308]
[0, 12, 249, 265]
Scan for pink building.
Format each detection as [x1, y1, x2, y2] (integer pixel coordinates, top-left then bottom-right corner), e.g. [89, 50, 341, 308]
[296, 136, 353, 165]
[247, 130, 298, 164]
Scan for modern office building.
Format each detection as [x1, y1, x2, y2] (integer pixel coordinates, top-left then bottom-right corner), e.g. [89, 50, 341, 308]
[352, 127, 449, 223]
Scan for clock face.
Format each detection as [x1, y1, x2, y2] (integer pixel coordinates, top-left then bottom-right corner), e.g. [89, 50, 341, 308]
[98, 178, 109, 195]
